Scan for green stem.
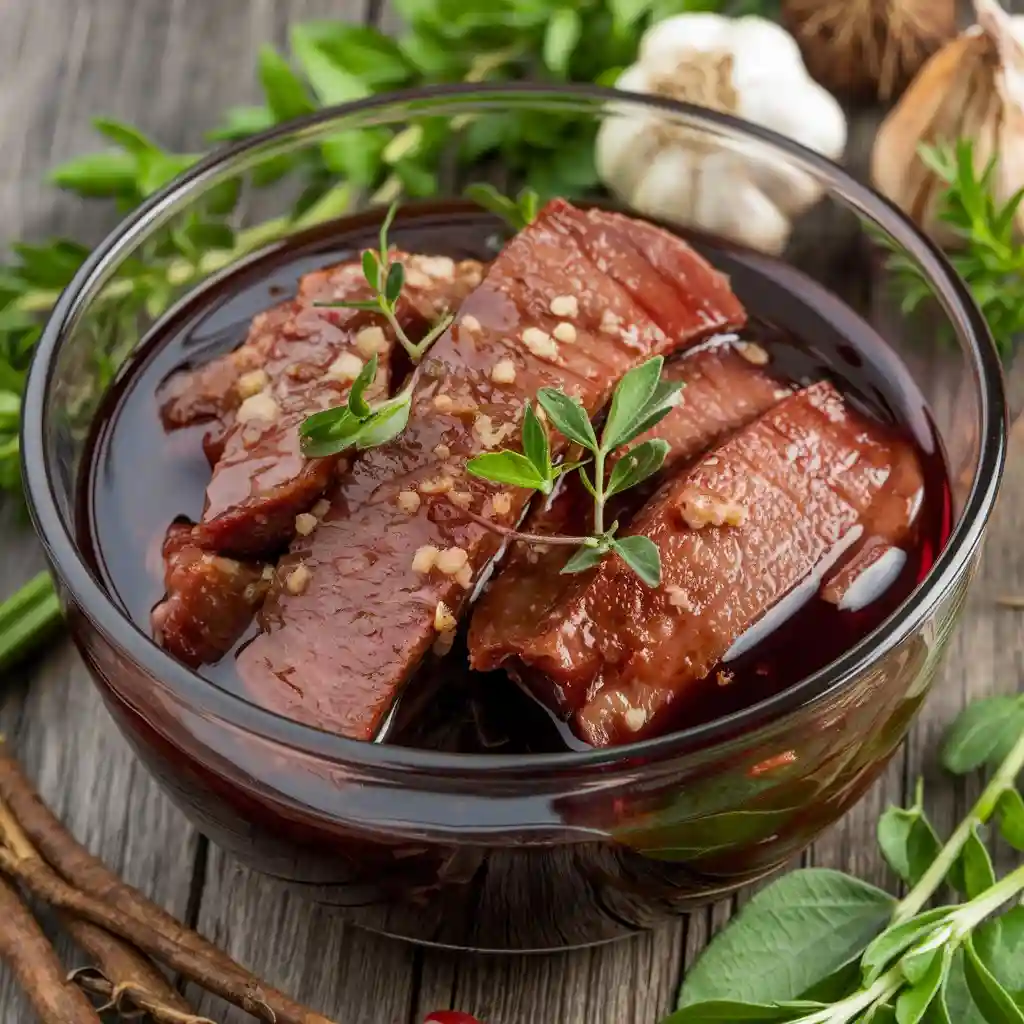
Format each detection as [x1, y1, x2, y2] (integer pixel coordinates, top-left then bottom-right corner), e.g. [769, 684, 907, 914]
[592, 448, 607, 536]
[894, 728, 1024, 924]
[952, 862, 1024, 936]
[0, 572, 62, 673]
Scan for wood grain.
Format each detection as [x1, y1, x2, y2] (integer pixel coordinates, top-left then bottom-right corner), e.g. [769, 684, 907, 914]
[0, 0, 1021, 1021]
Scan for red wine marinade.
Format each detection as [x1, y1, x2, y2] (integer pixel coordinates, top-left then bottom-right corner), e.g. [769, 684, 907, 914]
[78, 203, 952, 755]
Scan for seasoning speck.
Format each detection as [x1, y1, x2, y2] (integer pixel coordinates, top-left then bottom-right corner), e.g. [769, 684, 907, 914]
[236, 392, 280, 424]
[491, 359, 517, 384]
[461, 314, 482, 334]
[666, 586, 693, 611]
[286, 562, 312, 595]
[522, 327, 559, 362]
[419, 474, 454, 495]
[434, 443, 452, 459]
[717, 669, 734, 687]
[397, 490, 421, 513]
[434, 600, 457, 633]
[624, 707, 647, 733]
[237, 368, 270, 399]
[294, 513, 317, 536]
[327, 351, 364, 383]
[433, 394, 454, 413]
[553, 322, 577, 344]
[355, 325, 388, 358]
[549, 294, 578, 318]
[738, 342, 770, 366]
[412, 546, 440, 573]
[491, 492, 512, 516]
[436, 547, 469, 575]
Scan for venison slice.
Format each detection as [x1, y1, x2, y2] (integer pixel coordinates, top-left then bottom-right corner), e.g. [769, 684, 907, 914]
[236, 199, 747, 740]
[469, 342, 789, 665]
[478, 380, 923, 748]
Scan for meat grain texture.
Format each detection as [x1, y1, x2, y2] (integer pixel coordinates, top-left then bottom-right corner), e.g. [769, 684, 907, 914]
[237, 199, 747, 740]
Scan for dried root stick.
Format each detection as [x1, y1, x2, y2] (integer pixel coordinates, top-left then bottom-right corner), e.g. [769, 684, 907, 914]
[73, 969, 217, 1023]
[0, 875, 101, 1023]
[0, 750, 333, 1024]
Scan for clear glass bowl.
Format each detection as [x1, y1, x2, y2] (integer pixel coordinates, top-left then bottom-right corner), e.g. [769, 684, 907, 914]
[20, 84, 1006, 952]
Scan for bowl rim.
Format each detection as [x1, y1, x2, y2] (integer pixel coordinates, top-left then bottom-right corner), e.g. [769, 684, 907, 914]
[21, 80, 1007, 778]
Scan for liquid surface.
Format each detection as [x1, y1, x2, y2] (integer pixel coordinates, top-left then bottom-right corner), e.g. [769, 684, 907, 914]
[79, 203, 952, 755]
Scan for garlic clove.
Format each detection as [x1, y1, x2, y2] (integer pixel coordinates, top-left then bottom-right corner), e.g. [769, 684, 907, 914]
[640, 13, 733, 65]
[725, 18, 810, 88]
[597, 73, 668, 202]
[631, 147, 702, 227]
[738, 76, 847, 161]
[702, 174, 792, 256]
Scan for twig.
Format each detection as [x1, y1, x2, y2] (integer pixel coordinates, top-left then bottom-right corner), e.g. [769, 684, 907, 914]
[0, 745, 333, 1024]
[0, 786, 195, 1015]
[73, 969, 216, 1024]
[455, 504, 594, 548]
[66, 918, 193, 1015]
[0, 875, 101, 1023]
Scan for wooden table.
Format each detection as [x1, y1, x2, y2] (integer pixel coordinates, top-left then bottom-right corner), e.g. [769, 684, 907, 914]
[0, 2, 1020, 1021]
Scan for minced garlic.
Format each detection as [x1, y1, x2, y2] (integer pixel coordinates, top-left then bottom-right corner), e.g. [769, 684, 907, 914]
[236, 392, 280, 424]
[355, 325, 388, 358]
[237, 368, 270, 399]
[549, 294, 579, 318]
[436, 547, 469, 575]
[522, 327, 559, 361]
[412, 546, 440, 573]
[285, 562, 312, 595]
[434, 600, 457, 632]
[491, 359, 517, 384]
[327, 351, 364, 383]
[397, 490, 421, 513]
[491, 492, 512, 516]
[294, 513, 318, 537]
[553, 322, 577, 344]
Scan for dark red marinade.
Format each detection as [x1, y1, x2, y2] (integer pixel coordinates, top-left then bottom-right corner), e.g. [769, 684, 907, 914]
[80, 200, 951, 754]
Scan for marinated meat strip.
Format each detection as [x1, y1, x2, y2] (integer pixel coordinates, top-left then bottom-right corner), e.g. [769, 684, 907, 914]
[236, 199, 747, 740]
[158, 253, 479, 431]
[153, 254, 483, 664]
[151, 524, 272, 667]
[470, 342, 788, 660]
[475, 380, 923, 748]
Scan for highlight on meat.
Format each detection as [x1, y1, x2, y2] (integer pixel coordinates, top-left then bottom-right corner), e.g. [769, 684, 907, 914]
[83, 196, 948, 754]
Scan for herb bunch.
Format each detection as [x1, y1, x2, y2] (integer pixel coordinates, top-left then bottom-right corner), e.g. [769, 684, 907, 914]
[884, 139, 1024, 357]
[663, 696, 1024, 1024]
[467, 357, 682, 586]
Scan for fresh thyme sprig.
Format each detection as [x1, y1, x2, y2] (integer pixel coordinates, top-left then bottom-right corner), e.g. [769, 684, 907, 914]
[885, 139, 1024, 357]
[315, 202, 454, 363]
[467, 356, 683, 587]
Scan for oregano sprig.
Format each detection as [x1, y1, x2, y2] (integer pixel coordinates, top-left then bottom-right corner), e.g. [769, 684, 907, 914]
[467, 355, 683, 587]
[464, 184, 540, 231]
[664, 700, 1024, 1024]
[315, 201, 454, 363]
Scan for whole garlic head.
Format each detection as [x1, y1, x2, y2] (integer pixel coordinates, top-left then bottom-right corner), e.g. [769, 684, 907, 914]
[596, 13, 848, 255]
[872, 0, 1024, 246]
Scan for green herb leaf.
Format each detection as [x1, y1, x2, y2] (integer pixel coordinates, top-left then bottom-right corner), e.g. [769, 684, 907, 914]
[362, 250, 381, 291]
[610, 0, 654, 30]
[355, 395, 412, 449]
[535, 388, 598, 451]
[862, 909, 955, 986]
[996, 788, 1024, 850]
[677, 869, 895, 1009]
[661, 1000, 812, 1023]
[466, 451, 548, 492]
[49, 152, 139, 198]
[601, 356, 664, 452]
[347, 353, 379, 421]
[963, 937, 1024, 1024]
[464, 182, 533, 231]
[300, 407, 362, 457]
[543, 8, 582, 76]
[953, 827, 997, 900]
[606, 438, 669, 498]
[207, 105, 275, 142]
[612, 376, 685, 448]
[92, 117, 159, 156]
[612, 535, 661, 587]
[561, 541, 610, 575]
[258, 45, 316, 122]
[522, 404, 551, 484]
[385, 261, 404, 306]
[896, 946, 952, 1024]
[290, 28, 370, 105]
[941, 697, 1024, 775]
[877, 785, 943, 887]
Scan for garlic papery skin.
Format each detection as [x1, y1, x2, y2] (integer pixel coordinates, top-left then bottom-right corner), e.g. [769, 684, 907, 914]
[596, 13, 848, 255]
[872, 0, 1024, 246]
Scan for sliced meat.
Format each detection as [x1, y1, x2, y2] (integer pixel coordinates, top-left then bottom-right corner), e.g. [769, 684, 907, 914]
[476, 380, 923, 748]
[159, 253, 480, 431]
[469, 342, 789, 660]
[184, 255, 483, 558]
[151, 524, 271, 667]
[236, 199, 747, 740]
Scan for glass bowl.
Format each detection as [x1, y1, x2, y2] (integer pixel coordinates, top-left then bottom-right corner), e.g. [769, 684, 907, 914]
[20, 84, 1006, 952]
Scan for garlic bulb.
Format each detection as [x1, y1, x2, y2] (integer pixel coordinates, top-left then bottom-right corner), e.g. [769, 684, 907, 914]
[872, 0, 1024, 246]
[596, 13, 848, 255]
